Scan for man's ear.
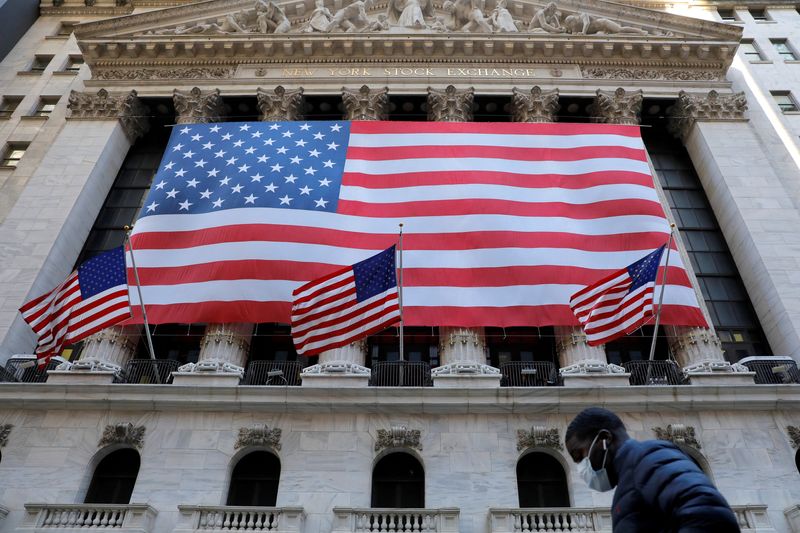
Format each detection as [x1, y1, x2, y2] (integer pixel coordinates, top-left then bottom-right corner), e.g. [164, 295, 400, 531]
[597, 429, 613, 448]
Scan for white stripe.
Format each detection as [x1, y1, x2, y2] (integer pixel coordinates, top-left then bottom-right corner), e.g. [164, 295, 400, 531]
[293, 270, 352, 301]
[583, 285, 652, 330]
[570, 271, 629, 308]
[343, 157, 651, 177]
[348, 132, 645, 150]
[66, 304, 132, 341]
[586, 308, 650, 343]
[293, 283, 356, 321]
[297, 308, 401, 355]
[340, 183, 660, 205]
[293, 291, 399, 344]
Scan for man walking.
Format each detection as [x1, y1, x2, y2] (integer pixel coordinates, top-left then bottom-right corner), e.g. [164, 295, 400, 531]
[565, 407, 740, 532]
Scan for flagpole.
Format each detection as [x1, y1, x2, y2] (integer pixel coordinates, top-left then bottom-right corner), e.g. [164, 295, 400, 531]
[398, 223, 404, 364]
[124, 225, 161, 384]
[647, 224, 676, 363]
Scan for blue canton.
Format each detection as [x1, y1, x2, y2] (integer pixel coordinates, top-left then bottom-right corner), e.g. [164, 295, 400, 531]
[353, 246, 397, 302]
[77, 246, 127, 298]
[626, 245, 666, 293]
[139, 121, 351, 217]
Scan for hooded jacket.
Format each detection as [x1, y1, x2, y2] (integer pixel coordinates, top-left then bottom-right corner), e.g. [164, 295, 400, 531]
[610, 439, 740, 533]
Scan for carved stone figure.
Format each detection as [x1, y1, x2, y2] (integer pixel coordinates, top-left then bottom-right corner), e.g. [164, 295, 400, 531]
[653, 424, 701, 449]
[489, 0, 517, 32]
[235, 425, 282, 449]
[563, 12, 648, 35]
[528, 2, 564, 33]
[517, 426, 563, 451]
[788, 426, 800, 449]
[256, 0, 291, 33]
[386, 0, 434, 29]
[512, 86, 559, 123]
[302, 0, 334, 32]
[0, 424, 11, 447]
[257, 86, 304, 121]
[325, 0, 374, 32]
[148, 11, 250, 35]
[98, 423, 146, 449]
[342, 85, 389, 120]
[366, 14, 390, 31]
[444, 0, 492, 32]
[428, 85, 474, 122]
[375, 426, 422, 451]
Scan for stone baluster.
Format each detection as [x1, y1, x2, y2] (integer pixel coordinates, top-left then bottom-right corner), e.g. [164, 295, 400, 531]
[426, 86, 499, 387]
[170, 87, 253, 386]
[299, 86, 386, 387]
[46, 89, 149, 385]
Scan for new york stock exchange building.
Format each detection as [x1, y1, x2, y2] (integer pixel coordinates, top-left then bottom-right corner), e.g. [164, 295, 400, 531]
[3, 0, 800, 530]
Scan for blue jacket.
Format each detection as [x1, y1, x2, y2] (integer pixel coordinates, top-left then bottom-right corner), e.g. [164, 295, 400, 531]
[610, 439, 740, 533]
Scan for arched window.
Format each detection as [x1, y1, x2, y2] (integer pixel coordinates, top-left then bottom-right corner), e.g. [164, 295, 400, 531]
[371, 452, 424, 508]
[517, 452, 569, 508]
[227, 451, 281, 506]
[85, 449, 140, 504]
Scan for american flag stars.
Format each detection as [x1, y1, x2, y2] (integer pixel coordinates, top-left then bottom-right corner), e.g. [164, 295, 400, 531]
[140, 121, 350, 217]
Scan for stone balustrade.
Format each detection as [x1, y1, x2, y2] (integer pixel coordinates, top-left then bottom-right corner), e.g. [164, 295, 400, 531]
[18, 503, 156, 532]
[332, 507, 459, 532]
[489, 507, 612, 532]
[175, 506, 304, 533]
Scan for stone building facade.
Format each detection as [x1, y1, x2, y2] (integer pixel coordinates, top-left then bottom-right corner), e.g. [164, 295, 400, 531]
[0, 0, 800, 532]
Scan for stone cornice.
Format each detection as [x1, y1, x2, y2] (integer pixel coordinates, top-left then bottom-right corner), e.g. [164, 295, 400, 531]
[67, 88, 149, 142]
[0, 383, 797, 413]
[668, 89, 747, 139]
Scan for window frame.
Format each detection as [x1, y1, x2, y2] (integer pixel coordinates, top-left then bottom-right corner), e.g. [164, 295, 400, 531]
[717, 8, 738, 21]
[740, 39, 766, 62]
[0, 96, 23, 119]
[771, 91, 799, 113]
[1, 142, 29, 168]
[28, 55, 54, 73]
[31, 97, 60, 117]
[771, 39, 798, 61]
[64, 55, 84, 72]
[56, 21, 78, 36]
[749, 8, 770, 21]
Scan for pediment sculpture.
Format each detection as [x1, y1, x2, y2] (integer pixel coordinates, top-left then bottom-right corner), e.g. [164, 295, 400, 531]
[144, 0, 291, 35]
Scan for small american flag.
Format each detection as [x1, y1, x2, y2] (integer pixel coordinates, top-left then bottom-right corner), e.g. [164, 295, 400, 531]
[19, 246, 131, 367]
[570, 245, 666, 346]
[291, 246, 400, 356]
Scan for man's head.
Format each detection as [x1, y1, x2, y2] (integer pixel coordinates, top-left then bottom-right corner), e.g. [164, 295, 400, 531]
[565, 407, 631, 488]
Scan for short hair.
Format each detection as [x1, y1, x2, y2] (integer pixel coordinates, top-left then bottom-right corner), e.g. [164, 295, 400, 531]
[565, 407, 626, 443]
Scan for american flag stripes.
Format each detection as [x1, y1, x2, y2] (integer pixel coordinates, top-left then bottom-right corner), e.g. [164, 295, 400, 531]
[291, 246, 400, 355]
[129, 120, 707, 328]
[570, 245, 666, 346]
[19, 246, 131, 367]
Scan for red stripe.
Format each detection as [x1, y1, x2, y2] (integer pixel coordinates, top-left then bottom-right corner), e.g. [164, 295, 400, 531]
[350, 121, 642, 137]
[293, 287, 357, 322]
[337, 198, 665, 219]
[346, 145, 647, 163]
[293, 291, 397, 333]
[298, 312, 401, 356]
[292, 264, 352, 297]
[584, 295, 653, 335]
[342, 170, 656, 190]
[293, 275, 354, 308]
[294, 298, 399, 350]
[586, 302, 654, 346]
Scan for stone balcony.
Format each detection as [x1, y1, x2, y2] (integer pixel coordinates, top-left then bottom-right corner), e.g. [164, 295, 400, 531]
[174, 506, 305, 533]
[17, 503, 157, 532]
[332, 507, 460, 532]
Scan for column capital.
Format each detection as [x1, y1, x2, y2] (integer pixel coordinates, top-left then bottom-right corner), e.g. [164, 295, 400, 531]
[512, 86, 560, 123]
[589, 87, 643, 125]
[67, 89, 149, 142]
[668, 90, 748, 141]
[342, 85, 389, 121]
[427, 85, 474, 122]
[257, 85, 304, 121]
[172, 87, 224, 124]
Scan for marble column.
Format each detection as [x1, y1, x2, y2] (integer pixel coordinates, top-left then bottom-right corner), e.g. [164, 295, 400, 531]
[426, 86, 499, 388]
[302, 86, 388, 387]
[168, 87, 253, 386]
[44, 89, 149, 385]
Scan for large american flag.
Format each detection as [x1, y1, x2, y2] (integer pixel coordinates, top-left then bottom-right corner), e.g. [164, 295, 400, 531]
[20, 246, 131, 366]
[291, 246, 400, 355]
[570, 245, 666, 345]
[128, 120, 707, 328]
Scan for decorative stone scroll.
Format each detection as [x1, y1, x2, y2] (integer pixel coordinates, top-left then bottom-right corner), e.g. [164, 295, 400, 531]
[0, 424, 12, 447]
[581, 67, 722, 82]
[67, 89, 149, 142]
[98, 423, 146, 449]
[512, 87, 559, 123]
[787, 426, 800, 449]
[173, 87, 224, 124]
[517, 426, 562, 451]
[375, 426, 422, 451]
[257, 86, 304, 121]
[342, 85, 389, 121]
[652, 424, 701, 449]
[668, 90, 748, 141]
[235, 425, 282, 450]
[427, 85, 474, 122]
[94, 68, 234, 81]
[589, 87, 642, 126]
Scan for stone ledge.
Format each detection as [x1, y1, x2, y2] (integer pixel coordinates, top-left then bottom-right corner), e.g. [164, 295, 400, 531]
[46, 370, 117, 385]
[687, 371, 756, 386]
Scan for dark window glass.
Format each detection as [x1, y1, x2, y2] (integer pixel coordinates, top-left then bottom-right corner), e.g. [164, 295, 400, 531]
[717, 8, 737, 20]
[371, 453, 425, 508]
[368, 327, 438, 366]
[1, 143, 27, 167]
[227, 451, 281, 506]
[29, 55, 53, 72]
[749, 8, 768, 20]
[0, 97, 22, 118]
[85, 449, 140, 504]
[249, 324, 309, 363]
[517, 452, 569, 507]
[485, 327, 557, 367]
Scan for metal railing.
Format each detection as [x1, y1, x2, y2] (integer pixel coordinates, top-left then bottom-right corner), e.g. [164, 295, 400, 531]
[176, 506, 305, 532]
[369, 361, 433, 387]
[21, 503, 157, 531]
[122, 359, 181, 384]
[739, 356, 800, 384]
[4, 357, 61, 383]
[500, 361, 561, 387]
[622, 360, 687, 386]
[332, 508, 459, 533]
[243, 360, 303, 386]
[489, 507, 612, 532]
[0, 364, 18, 382]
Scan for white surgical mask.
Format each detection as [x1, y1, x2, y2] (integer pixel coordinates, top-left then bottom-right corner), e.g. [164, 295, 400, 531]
[577, 433, 613, 492]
